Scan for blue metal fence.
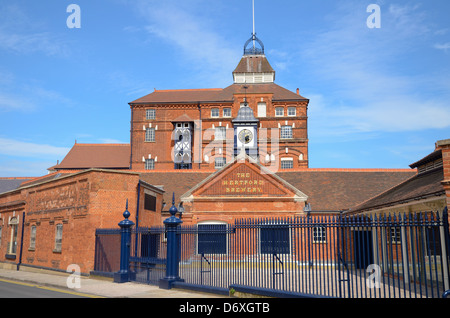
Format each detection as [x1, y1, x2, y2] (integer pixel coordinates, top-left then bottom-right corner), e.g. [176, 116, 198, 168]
[95, 208, 450, 298]
[176, 210, 450, 298]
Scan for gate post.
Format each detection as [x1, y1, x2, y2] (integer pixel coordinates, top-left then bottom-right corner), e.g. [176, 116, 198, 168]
[159, 193, 184, 289]
[114, 200, 135, 283]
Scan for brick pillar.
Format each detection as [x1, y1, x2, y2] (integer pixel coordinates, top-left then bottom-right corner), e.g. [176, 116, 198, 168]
[437, 139, 450, 224]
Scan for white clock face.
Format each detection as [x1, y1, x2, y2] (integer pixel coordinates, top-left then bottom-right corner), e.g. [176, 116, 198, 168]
[238, 129, 253, 144]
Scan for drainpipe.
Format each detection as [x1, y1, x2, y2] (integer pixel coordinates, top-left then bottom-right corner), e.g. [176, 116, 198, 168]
[197, 102, 201, 169]
[17, 212, 25, 271]
[130, 106, 134, 169]
[134, 181, 141, 258]
[135, 180, 141, 228]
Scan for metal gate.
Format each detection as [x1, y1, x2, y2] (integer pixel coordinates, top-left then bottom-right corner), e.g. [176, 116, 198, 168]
[129, 226, 167, 285]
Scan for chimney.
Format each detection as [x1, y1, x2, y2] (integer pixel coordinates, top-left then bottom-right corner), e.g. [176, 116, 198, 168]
[296, 88, 300, 95]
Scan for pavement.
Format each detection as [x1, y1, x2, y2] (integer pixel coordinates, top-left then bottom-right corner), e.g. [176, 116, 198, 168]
[0, 268, 227, 298]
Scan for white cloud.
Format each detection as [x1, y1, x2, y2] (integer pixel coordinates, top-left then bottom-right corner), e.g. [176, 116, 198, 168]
[301, 1, 450, 136]
[0, 93, 35, 112]
[0, 4, 69, 57]
[434, 42, 450, 52]
[130, 0, 240, 87]
[0, 159, 56, 178]
[0, 138, 70, 159]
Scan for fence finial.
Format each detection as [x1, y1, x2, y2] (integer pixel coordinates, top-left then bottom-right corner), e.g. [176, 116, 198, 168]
[123, 199, 130, 220]
[169, 192, 178, 217]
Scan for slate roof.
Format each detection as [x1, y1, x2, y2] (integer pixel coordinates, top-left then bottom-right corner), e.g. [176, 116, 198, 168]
[130, 83, 307, 105]
[49, 144, 131, 171]
[348, 167, 444, 214]
[139, 168, 416, 213]
[233, 55, 275, 74]
[0, 178, 33, 194]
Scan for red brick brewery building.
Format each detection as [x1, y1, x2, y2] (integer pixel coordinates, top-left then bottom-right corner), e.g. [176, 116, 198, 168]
[0, 34, 446, 275]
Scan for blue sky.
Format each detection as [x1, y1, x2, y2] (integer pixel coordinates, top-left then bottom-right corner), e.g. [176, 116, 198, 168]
[0, 0, 449, 177]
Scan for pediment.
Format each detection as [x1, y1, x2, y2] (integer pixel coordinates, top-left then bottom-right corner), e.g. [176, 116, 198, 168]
[181, 156, 307, 202]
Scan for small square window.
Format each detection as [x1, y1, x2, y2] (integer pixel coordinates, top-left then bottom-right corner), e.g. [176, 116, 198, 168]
[211, 108, 220, 118]
[146, 109, 156, 120]
[275, 107, 284, 117]
[215, 157, 226, 169]
[280, 159, 293, 169]
[223, 108, 231, 117]
[280, 125, 292, 139]
[287, 107, 296, 116]
[313, 226, 327, 243]
[390, 227, 401, 244]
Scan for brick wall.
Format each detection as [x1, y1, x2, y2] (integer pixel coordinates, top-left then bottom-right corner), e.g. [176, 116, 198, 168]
[0, 169, 163, 275]
[130, 97, 309, 172]
[436, 139, 450, 223]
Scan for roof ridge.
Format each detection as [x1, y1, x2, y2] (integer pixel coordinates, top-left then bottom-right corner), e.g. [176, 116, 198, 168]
[280, 168, 416, 172]
[154, 88, 223, 93]
[74, 143, 130, 146]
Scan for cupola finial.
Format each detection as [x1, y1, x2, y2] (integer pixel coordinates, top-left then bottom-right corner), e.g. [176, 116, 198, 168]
[244, 0, 264, 55]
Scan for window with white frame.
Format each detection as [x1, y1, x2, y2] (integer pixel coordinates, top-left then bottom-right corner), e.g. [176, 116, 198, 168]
[287, 107, 296, 117]
[313, 226, 327, 243]
[145, 127, 155, 142]
[211, 108, 220, 118]
[8, 217, 18, 255]
[390, 226, 402, 244]
[223, 108, 231, 117]
[280, 158, 294, 169]
[54, 224, 63, 252]
[275, 107, 284, 117]
[146, 109, 156, 120]
[29, 225, 36, 250]
[215, 157, 226, 169]
[280, 125, 293, 139]
[145, 159, 155, 170]
[215, 126, 226, 140]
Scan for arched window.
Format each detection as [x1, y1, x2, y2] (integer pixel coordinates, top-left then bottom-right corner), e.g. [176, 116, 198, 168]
[8, 216, 19, 255]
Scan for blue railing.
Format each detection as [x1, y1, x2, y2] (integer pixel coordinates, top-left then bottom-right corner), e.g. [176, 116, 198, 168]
[96, 209, 450, 298]
[176, 211, 450, 298]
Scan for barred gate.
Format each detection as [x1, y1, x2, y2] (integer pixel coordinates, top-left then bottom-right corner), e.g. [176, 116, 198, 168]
[177, 210, 450, 298]
[129, 227, 167, 285]
[93, 227, 167, 285]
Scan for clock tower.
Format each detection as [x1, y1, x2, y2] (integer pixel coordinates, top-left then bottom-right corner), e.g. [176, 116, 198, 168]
[233, 97, 259, 159]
